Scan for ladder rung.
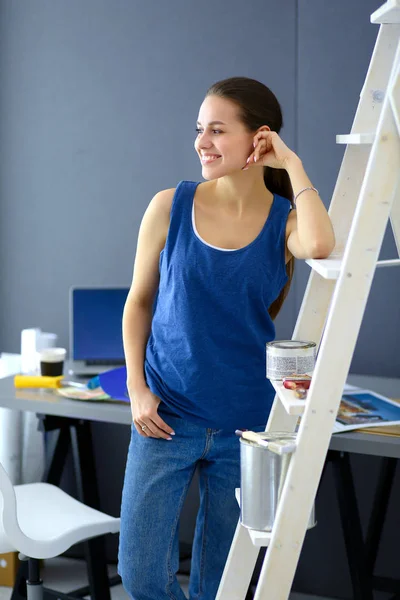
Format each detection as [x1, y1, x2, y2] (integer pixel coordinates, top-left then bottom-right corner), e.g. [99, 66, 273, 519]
[306, 257, 400, 279]
[235, 489, 272, 547]
[371, 0, 400, 23]
[271, 380, 306, 416]
[336, 133, 375, 145]
[305, 257, 342, 279]
[377, 258, 400, 267]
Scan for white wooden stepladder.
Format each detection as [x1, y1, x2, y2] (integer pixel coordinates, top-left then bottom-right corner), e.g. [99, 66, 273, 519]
[216, 2, 400, 599]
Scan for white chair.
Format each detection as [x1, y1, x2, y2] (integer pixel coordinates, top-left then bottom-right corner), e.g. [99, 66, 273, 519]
[0, 460, 120, 600]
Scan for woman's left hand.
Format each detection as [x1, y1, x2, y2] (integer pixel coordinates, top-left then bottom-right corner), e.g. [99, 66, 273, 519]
[243, 130, 298, 170]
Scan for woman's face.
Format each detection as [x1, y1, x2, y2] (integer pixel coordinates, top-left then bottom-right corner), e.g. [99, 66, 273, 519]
[194, 95, 255, 180]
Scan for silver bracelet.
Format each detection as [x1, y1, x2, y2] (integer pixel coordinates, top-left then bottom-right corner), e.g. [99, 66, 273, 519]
[294, 186, 319, 204]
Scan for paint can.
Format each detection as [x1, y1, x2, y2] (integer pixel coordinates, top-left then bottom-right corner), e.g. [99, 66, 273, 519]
[239, 432, 316, 531]
[266, 340, 316, 381]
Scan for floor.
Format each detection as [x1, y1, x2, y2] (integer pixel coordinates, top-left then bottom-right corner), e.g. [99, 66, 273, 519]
[0, 557, 394, 600]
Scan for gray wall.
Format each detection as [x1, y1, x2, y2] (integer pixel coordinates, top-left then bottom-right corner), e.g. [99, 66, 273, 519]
[0, 0, 297, 349]
[1, 1, 398, 597]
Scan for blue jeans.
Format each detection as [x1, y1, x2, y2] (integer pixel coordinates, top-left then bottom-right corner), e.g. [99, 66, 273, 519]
[118, 409, 258, 600]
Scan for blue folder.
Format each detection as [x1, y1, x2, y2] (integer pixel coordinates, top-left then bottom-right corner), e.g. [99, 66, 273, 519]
[88, 366, 130, 402]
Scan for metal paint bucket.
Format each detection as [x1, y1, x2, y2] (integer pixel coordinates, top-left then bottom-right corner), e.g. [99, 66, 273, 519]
[266, 340, 316, 380]
[239, 432, 316, 532]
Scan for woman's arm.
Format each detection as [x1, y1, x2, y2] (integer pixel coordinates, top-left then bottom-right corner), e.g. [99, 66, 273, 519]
[123, 188, 174, 394]
[285, 156, 336, 260]
[123, 188, 176, 439]
[123, 299, 153, 395]
[248, 130, 336, 261]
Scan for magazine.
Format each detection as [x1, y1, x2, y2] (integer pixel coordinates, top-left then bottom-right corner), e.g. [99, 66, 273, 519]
[333, 387, 400, 434]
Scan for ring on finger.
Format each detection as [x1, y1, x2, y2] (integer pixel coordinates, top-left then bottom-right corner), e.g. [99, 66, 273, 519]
[141, 424, 148, 432]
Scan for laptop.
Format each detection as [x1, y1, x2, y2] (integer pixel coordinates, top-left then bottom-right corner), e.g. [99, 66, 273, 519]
[68, 286, 129, 377]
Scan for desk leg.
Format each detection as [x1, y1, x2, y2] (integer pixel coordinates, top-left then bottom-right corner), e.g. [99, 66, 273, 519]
[365, 457, 400, 597]
[43, 426, 71, 485]
[330, 451, 373, 600]
[366, 456, 396, 572]
[70, 421, 113, 600]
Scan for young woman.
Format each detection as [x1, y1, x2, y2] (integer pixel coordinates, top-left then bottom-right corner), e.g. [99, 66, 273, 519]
[118, 77, 335, 600]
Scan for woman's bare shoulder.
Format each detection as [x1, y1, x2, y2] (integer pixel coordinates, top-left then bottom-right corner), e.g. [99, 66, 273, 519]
[150, 187, 176, 216]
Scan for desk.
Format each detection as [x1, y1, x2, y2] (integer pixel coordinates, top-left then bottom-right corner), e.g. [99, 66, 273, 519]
[330, 374, 400, 459]
[0, 367, 129, 600]
[326, 374, 400, 600]
[0, 374, 132, 425]
[0, 371, 399, 600]
[2, 372, 400, 463]
[0, 371, 397, 430]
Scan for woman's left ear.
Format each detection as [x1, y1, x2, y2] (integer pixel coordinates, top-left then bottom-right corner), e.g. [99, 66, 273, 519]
[258, 125, 271, 133]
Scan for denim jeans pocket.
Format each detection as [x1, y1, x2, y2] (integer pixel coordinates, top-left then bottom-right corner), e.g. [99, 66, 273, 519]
[158, 401, 182, 419]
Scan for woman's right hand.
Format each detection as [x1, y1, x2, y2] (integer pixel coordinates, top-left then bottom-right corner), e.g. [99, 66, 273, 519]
[129, 384, 175, 440]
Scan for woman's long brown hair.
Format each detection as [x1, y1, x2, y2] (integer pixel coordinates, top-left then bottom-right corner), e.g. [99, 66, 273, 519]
[205, 77, 294, 320]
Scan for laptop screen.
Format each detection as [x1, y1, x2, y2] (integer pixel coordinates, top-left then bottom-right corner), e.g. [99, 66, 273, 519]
[70, 287, 129, 362]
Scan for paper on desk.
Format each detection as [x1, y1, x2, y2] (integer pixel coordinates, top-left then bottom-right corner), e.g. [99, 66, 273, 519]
[57, 387, 112, 401]
[333, 389, 400, 434]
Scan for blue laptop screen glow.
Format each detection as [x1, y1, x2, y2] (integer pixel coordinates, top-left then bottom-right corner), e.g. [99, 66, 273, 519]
[72, 288, 129, 361]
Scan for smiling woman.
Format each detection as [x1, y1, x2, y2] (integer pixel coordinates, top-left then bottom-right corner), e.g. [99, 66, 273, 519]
[118, 76, 335, 600]
[195, 100, 255, 175]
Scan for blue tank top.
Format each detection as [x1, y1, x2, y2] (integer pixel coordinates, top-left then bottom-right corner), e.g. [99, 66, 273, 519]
[144, 180, 291, 431]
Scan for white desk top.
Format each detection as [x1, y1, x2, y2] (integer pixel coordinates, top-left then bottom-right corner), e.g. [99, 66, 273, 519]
[0, 372, 399, 456]
[0, 372, 132, 425]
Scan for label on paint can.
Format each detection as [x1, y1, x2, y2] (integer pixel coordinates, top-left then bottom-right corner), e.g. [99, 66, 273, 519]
[266, 340, 316, 380]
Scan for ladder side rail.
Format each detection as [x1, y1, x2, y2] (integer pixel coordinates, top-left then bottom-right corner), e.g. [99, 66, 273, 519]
[389, 185, 400, 254]
[389, 56, 400, 252]
[216, 522, 260, 600]
[218, 41, 389, 593]
[253, 56, 400, 600]
[267, 20, 400, 431]
[389, 59, 400, 137]
[327, 145, 370, 252]
[327, 24, 399, 250]
[268, 19, 399, 424]
[217, 274, 336, 598]
[265, 273, 336, 432]
[355, 24, 399, 132]
[218, 21, 400, 600]
[217, 255, 337, 600]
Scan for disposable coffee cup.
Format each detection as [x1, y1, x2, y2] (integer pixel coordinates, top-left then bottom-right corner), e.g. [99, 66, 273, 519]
[38, 332, 58, 351]
[39, 347, 67, 377]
